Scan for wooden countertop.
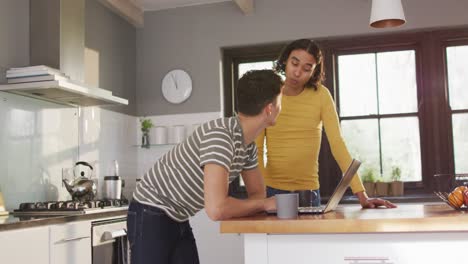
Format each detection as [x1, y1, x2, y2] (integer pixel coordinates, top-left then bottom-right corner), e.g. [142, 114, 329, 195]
[220, 203, 468, 234]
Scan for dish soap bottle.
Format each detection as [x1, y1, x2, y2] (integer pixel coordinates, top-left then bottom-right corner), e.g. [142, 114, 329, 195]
[0, 185, 8, 216]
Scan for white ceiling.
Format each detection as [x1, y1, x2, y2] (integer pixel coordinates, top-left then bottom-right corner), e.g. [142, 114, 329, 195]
[136, 0, 231, 11]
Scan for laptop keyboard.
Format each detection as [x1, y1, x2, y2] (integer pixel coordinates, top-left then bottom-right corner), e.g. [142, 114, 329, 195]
[298, 206, 325, 213]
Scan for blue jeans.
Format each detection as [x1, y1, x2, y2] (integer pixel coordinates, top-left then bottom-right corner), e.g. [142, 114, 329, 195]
[127, 201, 200, 264]
[266, 186, 321, 207]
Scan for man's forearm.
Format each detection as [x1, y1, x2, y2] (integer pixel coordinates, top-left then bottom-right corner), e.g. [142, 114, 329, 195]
[247, 189, 266, 200]
[206, 196, 267, 221]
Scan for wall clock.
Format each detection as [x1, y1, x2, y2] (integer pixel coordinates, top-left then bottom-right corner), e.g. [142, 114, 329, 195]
[161, 69, 192, 104]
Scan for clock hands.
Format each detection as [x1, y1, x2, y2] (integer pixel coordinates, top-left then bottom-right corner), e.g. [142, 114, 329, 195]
[171, 73, 178, 90]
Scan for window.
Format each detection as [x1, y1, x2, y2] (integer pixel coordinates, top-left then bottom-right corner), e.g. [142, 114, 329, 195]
[223, 27, 468, 198]
[446, 45, 468, 173]
[238, 61, 275, 77]
[237, 61, 275, 187]
[337, 50, 422, 183]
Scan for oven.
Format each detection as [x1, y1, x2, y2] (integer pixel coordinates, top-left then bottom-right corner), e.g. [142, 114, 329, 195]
[92, 217, 129, 264]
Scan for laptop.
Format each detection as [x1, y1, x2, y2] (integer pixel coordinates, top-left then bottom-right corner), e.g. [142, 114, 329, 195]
[268, 159, 361, 215]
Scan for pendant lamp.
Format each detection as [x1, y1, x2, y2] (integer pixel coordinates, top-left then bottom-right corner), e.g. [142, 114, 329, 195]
[370, 0, 406, 28]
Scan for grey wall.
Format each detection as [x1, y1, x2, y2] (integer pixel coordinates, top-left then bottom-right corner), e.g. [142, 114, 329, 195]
[0, 0, 29, 80]
[85, 0, 137, 116]
[136, 0, 468, 116]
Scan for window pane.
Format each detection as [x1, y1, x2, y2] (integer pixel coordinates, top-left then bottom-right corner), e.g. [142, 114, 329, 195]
[453, 113, 468, 173]
[237, 61, 274, 187]
[238, 61, 274, 79]
[341, 119, 381, 177]
[338, 54, 378, 117]
[447, 45, 468, 110]
[380, 117, 421, 182]
[377, 50, 418, 114]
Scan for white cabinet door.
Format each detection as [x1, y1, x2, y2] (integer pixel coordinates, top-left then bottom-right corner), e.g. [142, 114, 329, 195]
[0, 226, 49, 264]
[49, 221, 92, 264]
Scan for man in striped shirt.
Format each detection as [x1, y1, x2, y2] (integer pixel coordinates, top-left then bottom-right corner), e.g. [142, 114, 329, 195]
[128, 69, 283, 264]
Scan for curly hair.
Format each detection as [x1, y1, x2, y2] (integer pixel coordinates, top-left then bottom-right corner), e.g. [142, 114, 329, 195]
[236, 70, 283, 116]
[274, 39, 324, 90]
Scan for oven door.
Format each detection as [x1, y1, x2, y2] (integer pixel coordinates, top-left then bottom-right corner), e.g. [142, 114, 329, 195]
[92, 217, 129, 264]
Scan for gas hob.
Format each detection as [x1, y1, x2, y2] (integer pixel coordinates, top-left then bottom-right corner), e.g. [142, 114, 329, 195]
[13, 199, 129, 216]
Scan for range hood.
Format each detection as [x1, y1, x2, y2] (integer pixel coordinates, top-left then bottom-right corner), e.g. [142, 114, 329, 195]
[0, 0, 128, 106]
[0, 79, 128, 106]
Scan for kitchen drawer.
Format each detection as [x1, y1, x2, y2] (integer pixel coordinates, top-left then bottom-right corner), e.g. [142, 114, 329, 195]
[50, 220, 91, 243]
[49, 221, 92, 264]
[266, 233, 468, 264]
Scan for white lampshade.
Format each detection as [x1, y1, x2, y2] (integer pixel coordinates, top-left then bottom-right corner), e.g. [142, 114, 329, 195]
[370, 0, 406, 28]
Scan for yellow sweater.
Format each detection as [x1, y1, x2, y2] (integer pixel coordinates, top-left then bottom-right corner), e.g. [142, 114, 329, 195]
[256, 85, 365, 193]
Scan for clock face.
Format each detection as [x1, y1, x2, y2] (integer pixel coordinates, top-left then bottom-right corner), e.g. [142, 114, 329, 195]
[161, 69, 192, 104]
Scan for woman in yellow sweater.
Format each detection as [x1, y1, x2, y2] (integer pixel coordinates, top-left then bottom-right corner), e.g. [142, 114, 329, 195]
[256, 39, 396, 209]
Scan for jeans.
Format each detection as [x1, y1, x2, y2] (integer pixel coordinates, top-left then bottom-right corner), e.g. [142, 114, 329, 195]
[266, 186, 321, 207]
[127, 201, 200, 264]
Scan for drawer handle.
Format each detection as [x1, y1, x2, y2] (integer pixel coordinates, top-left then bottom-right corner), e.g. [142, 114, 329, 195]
[58, 236, 89, 243]
[102, 229, 127, 241]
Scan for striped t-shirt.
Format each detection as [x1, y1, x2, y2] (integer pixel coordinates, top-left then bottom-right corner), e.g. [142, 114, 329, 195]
[133, 117, 258, 222]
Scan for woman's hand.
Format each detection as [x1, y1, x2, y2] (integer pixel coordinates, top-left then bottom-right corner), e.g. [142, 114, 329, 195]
[356, 191, 397, 209]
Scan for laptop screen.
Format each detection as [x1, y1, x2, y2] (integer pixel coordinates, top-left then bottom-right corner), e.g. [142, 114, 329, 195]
[322, 159, 361, 213]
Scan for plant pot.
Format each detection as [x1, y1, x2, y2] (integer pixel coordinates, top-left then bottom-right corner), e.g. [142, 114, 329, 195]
[142, 132, 150, 148]
[375, 182, 390, 197]
[390, 181, 404, 196]
[363, 182, 376, 197]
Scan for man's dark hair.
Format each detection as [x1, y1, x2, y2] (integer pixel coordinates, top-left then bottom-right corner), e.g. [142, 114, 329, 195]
[274, 39, 324, 90]
[236, 70, 282, 116]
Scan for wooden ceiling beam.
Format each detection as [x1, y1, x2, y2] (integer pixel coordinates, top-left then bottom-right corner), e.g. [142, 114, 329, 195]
[233, 0, 254, 15]
[97, 0, 144, 28]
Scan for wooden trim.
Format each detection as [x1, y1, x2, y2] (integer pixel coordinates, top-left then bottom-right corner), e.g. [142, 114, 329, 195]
[233, 0, 254, 15]
[97, 0, 143, 28]
[222, 43, 283, 118]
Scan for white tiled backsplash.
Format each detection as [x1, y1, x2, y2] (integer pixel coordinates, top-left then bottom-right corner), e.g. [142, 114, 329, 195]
[136, 112, 222, 182]
[0, 91, 221, 211]
[0, 92, 79, 209]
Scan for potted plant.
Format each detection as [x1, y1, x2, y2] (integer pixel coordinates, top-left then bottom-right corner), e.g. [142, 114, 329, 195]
[390, 166, 404, 196]
[140, 118, 154, 148]
[375, 175, 390, 197]
[361, 168, 377, 197]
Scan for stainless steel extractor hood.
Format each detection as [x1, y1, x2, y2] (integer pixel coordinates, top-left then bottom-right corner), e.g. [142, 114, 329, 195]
[0, 79, 128, 106]
[0, 0, 128, 106]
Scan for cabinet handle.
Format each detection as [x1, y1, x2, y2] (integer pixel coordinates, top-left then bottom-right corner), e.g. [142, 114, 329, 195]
[102, 229, 127, 241]
[58, 236, 89, 243]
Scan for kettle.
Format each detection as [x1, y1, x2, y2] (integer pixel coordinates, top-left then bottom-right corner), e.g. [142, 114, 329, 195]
[62, 161, 97, 201]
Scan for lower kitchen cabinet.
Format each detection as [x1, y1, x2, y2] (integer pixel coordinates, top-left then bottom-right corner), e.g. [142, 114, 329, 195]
[244, 233, 468, 264]
[0, 214, 127, 263]
[0, 226, 49, 264]
[49, 220, 92, 264]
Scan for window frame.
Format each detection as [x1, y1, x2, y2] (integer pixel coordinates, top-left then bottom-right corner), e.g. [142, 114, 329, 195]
[332, 42, 425, 191]
[223, 43, 283, 196]
[438, 30, 468, 174]
[222, 26, 468, 198]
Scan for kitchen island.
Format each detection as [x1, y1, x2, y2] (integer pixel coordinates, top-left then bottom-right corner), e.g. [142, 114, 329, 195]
[220, 203, 468, 264]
